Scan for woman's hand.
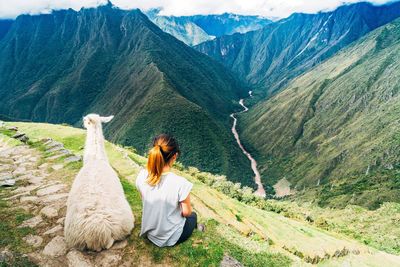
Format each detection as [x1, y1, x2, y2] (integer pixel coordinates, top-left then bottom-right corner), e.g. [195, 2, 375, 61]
[180, 194, 192, 217]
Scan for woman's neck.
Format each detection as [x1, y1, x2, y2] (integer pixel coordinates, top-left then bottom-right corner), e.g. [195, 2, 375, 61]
[162, 165, 171, 173]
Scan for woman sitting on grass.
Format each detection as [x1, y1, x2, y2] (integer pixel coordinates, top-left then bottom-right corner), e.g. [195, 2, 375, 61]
[136, 134, 199, 247]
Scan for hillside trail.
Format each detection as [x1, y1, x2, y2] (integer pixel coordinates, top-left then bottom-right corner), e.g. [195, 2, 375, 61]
[0, 137, 167, 267]
[230, 91, 266, 197]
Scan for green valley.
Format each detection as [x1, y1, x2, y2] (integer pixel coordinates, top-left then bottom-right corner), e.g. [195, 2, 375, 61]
[240, 17, 400, 209]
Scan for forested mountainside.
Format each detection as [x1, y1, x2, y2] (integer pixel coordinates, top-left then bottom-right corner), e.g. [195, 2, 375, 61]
[195, 2, 400, 97]
[146, 10, 271, 46]
[0, 20, 13, 40]
[0, 5, 254, 185]
[240, 18, 400, 209]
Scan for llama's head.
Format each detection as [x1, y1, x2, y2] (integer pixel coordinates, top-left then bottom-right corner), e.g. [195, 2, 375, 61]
[83, 114, 114, 129]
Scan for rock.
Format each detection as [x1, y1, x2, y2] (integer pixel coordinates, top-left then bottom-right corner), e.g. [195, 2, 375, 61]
[12, 133, 29, 143]
[111, 240, 128, 250]
[67, 250, 94, 267]
[51, 164, 64, 171]
[7, 126, 18, 131]
[40, 193, 69, 204]
[23, 235, 43, 248]
[39, 163, 49, 170]
[46, 146, 65, 153]
[0, 121, 5, 128]
[0, 179, 15, 187]
[17, 135, 29, 143]
[47, 154, 67, 161]
[36, 184, 66, 196]
[29, 156, 39, 162]
[45, 141, 63, 149]
[42, 236, 67, 257]
[65, 155, 82, 163]
[20, 196, 39, 203]
[95, 250, 121, 267]
[220, 254, 243, 267]
[40, 206, 59, 219]
[57, 217, 65, 225]
[12, 132, 25, 139]
[43, 225, 63, 236]
[19, 216, 43, 228]
[12, 166, 26, 176]
[13, 185, 40, 194]
[4, 191, 30, 200]
[0, 249, 13, 263]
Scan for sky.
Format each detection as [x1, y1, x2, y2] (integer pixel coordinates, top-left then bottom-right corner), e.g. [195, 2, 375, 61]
[0, 0, 395, 19]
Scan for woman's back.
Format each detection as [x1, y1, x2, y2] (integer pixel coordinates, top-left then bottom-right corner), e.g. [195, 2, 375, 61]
[136, 169, 192, 247]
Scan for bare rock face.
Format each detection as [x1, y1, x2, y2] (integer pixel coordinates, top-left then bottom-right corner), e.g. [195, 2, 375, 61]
[42, 236, 67, 257]
[220, 254, 243, 267]
[67, 250, 94, 267]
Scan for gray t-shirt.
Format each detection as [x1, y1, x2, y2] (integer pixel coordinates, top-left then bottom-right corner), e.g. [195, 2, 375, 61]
[136, 168, 193, 247]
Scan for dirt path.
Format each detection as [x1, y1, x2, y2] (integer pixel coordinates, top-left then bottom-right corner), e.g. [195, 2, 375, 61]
[230, 92, 266, 198]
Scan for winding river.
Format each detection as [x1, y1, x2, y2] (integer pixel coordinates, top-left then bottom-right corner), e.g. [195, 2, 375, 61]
[230, 91, 266, 198]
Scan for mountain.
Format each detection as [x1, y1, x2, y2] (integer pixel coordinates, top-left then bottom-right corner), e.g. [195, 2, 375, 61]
[188, 13, 271, 37]
[145, 10, 213, 46]
[146, 10, 271, 46]
[0, 5, 254, 185]
[239, 17, 400, 209]
[0, 20, 13, 40]
[195, 2, 400, 97]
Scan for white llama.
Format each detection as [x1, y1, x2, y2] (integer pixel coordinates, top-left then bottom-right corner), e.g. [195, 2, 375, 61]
[64, 114, 134, 251]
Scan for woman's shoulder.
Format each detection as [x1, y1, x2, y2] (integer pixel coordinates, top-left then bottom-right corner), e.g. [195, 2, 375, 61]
[166, 172, 192, 187]
[136, 168, 148, 187]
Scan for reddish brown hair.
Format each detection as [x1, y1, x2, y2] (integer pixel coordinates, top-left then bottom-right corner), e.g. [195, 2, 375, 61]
[147, 134, 180, 186]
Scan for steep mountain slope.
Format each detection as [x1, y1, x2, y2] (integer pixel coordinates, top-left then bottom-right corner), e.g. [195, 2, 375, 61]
[146, 10, 270, 46]
[0, 5, 254, 185]
[195, 2, 400, 96]
[240, 18, 400, 209]
[188, 13, 271, 37]
[0, 20, 13, 40]
[145, 11, 213, 46]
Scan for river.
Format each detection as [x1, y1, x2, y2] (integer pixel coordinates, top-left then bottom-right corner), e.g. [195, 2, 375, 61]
[230, 91, 266, 198]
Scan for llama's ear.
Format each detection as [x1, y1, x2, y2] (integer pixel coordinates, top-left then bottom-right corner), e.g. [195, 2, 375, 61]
[101, 115, 114, 123]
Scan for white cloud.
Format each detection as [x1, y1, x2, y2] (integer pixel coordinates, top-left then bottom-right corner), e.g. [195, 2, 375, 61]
[0, 0, 395, 19]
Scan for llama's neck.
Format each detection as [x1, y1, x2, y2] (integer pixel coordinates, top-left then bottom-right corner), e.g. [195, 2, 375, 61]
[83, 124, 109, 164]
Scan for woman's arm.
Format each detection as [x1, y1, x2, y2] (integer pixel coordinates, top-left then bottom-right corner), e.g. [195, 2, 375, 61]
[180, 194, 192, 217]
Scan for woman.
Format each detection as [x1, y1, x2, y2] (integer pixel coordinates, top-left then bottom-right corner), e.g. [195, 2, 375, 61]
[135, 134, 198, 247]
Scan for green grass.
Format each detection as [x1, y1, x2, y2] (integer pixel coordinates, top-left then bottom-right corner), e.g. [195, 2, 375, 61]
[0, 198, 38, 266]
[5, 122, 400, 266]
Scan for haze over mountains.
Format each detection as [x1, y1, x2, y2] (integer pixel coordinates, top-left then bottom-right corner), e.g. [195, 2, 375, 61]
[195, 1, 400, 97]
[146, 9, 271, 46]
[0, 4, 254, 185]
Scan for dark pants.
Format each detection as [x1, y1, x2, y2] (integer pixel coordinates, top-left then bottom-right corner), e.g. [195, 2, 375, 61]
[175, 212, 197, 245]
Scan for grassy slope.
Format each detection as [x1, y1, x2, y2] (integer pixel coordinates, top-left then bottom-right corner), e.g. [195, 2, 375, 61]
[4, 121, 400, 266]
[240, 18, 400, 209]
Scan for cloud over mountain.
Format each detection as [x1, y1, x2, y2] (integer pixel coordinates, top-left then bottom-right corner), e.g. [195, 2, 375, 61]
[0, 0, 395, 19]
